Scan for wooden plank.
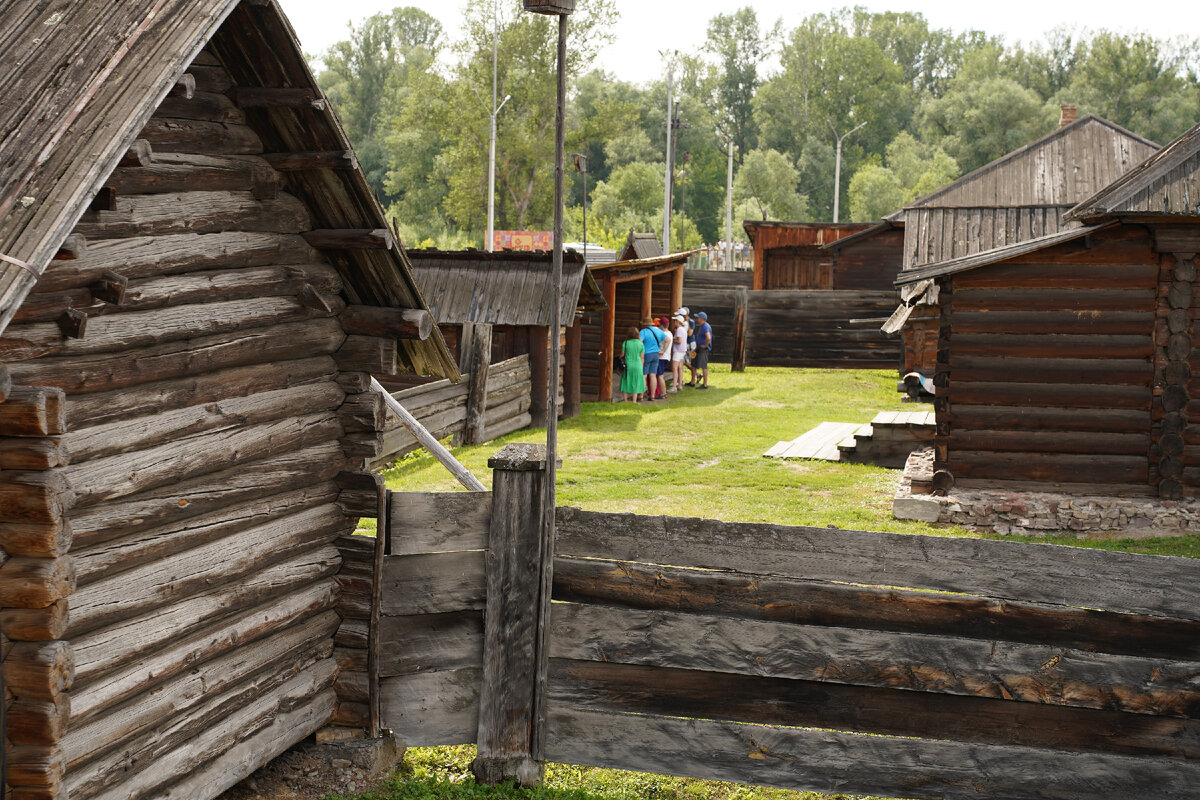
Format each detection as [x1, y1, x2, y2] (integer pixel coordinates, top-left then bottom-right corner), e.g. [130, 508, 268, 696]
[387, 491, 491, 556]
[770, 421, 861, 460]
[376, 611, 484, 677]
[379, 669, 481, 747]
[553, 508, 1200, 620]
[550, 659, 1200, 759]
[948, 405, 1151, 434]
[947, 356, 1153, 386]
[950, 309, 1153, 335]
[551, 557, 1200, 661]
[947, 451, 1148, 485]
[379, 551, 486, 616]
[544, 705, 1200, 800]
[946, 429, 1150, 455]
[549, 603, 1200, 717]
[950, 381, 1151, 410]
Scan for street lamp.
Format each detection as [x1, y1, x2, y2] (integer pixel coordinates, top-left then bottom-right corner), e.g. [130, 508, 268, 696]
[832, 120, 867, 223]
[486, 93, 511, 252]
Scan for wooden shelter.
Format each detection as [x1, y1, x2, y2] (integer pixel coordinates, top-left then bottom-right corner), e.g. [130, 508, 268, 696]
[882, 113, 1159, 375]
[616, 231, 663, 262]
[580, 251, 689, 401]
[0, 2, 457, 798]
[896, 121, 1200, 498]
[402, 248, 606, 420]
[744, 221, 897, 290]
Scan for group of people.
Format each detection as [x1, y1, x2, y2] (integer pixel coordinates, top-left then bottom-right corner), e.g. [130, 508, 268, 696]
[619, 307, 712, 403]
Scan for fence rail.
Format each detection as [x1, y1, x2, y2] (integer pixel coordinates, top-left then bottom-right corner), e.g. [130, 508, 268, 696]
[375, 469, 1200, 799]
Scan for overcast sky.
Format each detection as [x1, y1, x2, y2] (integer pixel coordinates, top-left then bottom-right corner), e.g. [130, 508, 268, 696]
[279, 0, 1200, 85]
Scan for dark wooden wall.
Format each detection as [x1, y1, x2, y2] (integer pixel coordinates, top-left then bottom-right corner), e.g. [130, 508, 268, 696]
[937, 225, 1158, 495]
[830, 226, 904, 290]
[0, 48, 367, 800]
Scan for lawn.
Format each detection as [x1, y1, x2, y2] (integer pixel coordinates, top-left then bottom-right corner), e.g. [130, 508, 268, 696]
[350, 364, 1200, 800]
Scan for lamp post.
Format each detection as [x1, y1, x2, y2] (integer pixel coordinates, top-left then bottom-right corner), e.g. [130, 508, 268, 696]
[832, 120, 866, 223]
[573, 152, 588, 264]
[486, 92, 511, 251]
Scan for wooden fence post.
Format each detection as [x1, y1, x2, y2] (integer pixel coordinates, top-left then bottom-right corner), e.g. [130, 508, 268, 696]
[460, 323, 493, 445]
[731, 286, 748, 372]
[563, 320, 582, 419]
[472, 443, 555, 786]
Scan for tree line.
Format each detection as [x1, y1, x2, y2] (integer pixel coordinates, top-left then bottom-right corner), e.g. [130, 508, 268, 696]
[315, 2, 1200, 250]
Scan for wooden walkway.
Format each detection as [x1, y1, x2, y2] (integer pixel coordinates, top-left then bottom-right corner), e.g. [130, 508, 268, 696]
[766, 411, 935, 463]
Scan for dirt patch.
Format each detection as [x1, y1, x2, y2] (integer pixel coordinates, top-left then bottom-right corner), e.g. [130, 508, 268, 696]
[217, 736, 401, 800]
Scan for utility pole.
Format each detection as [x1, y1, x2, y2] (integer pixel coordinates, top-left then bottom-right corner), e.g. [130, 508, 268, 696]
[485, 1, 511, 251]
[832, 120, 866, 223]
[661, 67, 674, 253]
[573, 153, 588, 263]
[725, 139, 734, 271]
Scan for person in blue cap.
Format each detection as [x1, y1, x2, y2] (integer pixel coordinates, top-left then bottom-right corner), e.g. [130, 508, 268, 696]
[693, 311, 712, 389]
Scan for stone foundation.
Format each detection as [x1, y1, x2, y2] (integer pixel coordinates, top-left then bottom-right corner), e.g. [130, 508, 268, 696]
[893, 448, 1200, 538]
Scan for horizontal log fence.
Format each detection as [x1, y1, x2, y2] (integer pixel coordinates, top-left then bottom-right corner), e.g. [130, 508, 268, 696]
[684, 271, 900, 369]
[376, 449, 1200, 799]
[369, 354, 533, 469]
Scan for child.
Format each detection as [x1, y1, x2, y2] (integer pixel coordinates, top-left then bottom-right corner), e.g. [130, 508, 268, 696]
[620, 326, 645, 402]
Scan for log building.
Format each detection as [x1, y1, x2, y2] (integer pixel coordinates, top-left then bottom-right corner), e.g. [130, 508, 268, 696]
[896, 121, 1200, 498]
[855, 112, 1161, 376]
[398, 248, 606, 420]
[0, 2, 457, 798]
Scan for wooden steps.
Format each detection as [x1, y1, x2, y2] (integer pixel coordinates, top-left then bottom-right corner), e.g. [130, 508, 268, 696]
[767, 411, 936, 468]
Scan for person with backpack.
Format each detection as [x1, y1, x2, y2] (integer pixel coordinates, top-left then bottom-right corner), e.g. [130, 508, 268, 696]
[693, 311, 712, 389]
[619, 326, 645, 402]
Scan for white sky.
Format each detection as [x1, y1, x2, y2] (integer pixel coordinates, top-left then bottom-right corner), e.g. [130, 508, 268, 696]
[279, 0, 1200, 84]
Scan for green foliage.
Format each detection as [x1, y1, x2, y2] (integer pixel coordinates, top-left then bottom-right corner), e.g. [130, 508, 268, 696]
[733, 149, 808, 222]
[590, 161, 665, 238]
[848, 131, 958, 221]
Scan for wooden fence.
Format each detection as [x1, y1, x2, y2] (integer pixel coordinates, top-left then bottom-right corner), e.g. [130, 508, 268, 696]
[373, 449, 1200, 799]
[370, 354, 533, 469]
[684, 272, 900, 369]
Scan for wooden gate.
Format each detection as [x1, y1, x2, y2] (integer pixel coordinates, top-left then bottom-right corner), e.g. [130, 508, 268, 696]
[374, 445, 1200, 799]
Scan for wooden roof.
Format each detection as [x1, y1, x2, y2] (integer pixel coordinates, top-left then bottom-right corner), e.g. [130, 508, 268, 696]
[1066, 122, 1200, 222]
[888, 115, 1159, 216]
[407, 249, 605, 326]
[744, 221, 873, 248]
[591, 250, 695, 281]
[617, 232, 663, 262]
[894, 223, 1111, 286]
[0, 0, 456, 377]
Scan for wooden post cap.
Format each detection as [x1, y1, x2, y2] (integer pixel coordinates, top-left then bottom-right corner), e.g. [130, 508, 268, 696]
[488, 443, 559, 471]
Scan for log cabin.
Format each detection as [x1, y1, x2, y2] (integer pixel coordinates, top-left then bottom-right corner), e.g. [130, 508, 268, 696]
[895, 121, 1200, 499]
[0, 2, 459, 798]
[395, 248, 606, 421]
[850, 111, 1160, 377]
[581, 250, 691, 401]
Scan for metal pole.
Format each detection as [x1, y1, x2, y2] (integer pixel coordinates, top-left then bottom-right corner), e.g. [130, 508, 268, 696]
[725, 140, 734, 271]
[488, 112, 498, 249]
[832, 120, 866, 224]
[662, 68, 673, 253]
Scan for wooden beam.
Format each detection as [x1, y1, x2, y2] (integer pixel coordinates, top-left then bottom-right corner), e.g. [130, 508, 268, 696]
[234, 87, 327, 111]
[370, 377, 486, 492]
[341, 305, 433, 341]
[599, 278, 616, 402]
[462, 323, 493, 445]
[302, 228, 394, 250]
[640, 276, 652, 320]
[263, 150, 358, 171]
[90, 270, 127, 305]
[472, 443, 553, 786]
[55, 308, 87, 339]
[52, 235, 85, 261]
[119, 139, 153, 168]
[170, 73, 196, 99]
[528, 326, 549, 427]
[563, 321, 582, 418]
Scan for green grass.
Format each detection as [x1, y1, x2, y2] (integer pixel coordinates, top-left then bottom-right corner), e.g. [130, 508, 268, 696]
[351, 364, 1200, 800]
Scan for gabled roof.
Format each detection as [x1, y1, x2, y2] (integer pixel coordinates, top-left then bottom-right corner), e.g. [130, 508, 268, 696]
[743, 220, 872, 248]
[617, 232, 663, 261]
[591, 249, 696, 280]
[407, 249, 604, 326]
[894, 223, 1112, 286]
[0, 0, 456, 377]
[1065, 122, 1200, 222]
[887, 115, 1159, 218]
[820, 220, 902, 251]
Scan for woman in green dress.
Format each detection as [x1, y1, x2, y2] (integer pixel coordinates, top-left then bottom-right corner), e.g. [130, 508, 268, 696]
[620, 326, 645, 402]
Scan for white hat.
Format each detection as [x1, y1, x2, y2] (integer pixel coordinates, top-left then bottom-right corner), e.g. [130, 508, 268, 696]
[672, 315, 684, 323]
[676, 307, 689, 316]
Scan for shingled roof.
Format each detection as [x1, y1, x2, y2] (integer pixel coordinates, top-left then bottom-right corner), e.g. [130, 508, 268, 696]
[1065, 122, 1200, 222]
[0, 0, 455, 377]
[887, 115, 1158, 219]
[407, 249, 605, 326]
[617, 232, 663, 262]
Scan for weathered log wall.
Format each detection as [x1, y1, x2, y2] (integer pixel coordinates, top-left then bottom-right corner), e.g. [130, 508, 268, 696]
[938, 225, 1159, 495]
[0, 48, 382, 800]
[378, 490, 1200, 798]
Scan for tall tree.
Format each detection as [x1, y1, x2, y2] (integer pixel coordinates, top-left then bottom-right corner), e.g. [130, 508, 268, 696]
[702, 7, 777, 161]
[319, 7, 442, 200]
